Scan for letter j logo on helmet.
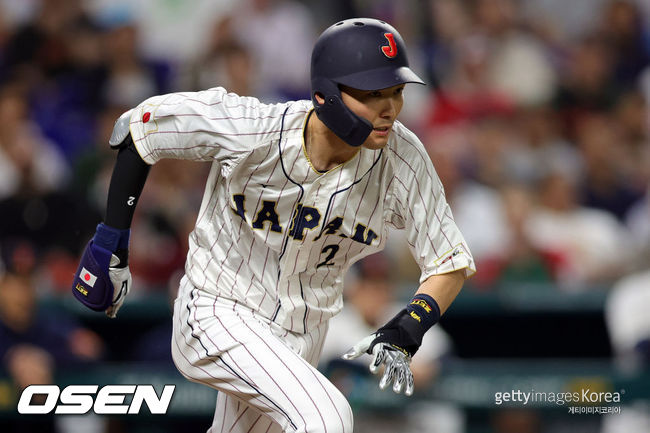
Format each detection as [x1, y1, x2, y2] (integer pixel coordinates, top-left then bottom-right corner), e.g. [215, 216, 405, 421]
[381, 33, 397, 58]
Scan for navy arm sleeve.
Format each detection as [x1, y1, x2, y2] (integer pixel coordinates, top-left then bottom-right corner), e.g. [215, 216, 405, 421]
[104, 135, 151, 230]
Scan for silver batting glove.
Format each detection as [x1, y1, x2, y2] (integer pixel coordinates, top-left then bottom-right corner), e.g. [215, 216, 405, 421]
[343, 334, 415, 396]
[105, 253, 131, 318]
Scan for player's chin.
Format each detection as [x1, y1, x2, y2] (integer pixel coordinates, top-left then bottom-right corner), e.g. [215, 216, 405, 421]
[363, 132, 390, 149]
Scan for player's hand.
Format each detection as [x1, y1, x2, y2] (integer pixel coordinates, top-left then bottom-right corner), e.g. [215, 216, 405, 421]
[343, 333, 415, 396]
[342, 294, 441, 396]
[72, 223, 131, 318]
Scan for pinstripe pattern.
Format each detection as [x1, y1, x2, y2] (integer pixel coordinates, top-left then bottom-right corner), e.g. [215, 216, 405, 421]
[127, 87, 474, 431]
[172, 277, 352, 433]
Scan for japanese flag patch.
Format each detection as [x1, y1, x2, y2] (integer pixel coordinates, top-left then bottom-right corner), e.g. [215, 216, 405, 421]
[80, 267, 98, 287]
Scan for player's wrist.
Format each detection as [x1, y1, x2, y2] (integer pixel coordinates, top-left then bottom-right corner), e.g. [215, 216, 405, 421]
[93, 223, 130, 252]
[373, 294, 441, 357]
[405, 293, 440, 332]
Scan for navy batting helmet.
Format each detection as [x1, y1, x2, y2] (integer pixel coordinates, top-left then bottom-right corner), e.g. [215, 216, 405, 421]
[310, 18, 425, 147]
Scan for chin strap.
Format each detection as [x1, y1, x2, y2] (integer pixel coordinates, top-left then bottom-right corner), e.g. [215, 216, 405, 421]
[314, 94, 373, 147]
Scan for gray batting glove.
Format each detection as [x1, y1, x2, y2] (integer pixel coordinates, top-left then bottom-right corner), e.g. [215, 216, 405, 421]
[105, 252, 131, 319]
[343, 334, 415, 396]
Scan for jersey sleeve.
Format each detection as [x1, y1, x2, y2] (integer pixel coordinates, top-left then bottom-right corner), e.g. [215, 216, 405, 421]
[388, 129, 476, 283]
[127, 87, 278, 171]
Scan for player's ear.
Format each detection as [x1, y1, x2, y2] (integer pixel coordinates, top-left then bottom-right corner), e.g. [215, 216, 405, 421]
[314, 92, 325, 105]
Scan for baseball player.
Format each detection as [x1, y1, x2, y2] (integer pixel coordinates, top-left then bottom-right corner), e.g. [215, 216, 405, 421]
[71, 18, 475, 432]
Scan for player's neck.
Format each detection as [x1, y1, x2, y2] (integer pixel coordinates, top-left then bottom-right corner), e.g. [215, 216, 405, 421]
[305, 111, 359, 172]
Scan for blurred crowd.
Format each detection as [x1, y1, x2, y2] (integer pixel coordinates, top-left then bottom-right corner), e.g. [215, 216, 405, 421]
[0, 0, 650, 431]
[0, 0, 647, 295]
[411, 0, 650, 293]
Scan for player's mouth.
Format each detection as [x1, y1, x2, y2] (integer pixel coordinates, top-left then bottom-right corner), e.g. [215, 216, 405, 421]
[373, 125, 391, 136]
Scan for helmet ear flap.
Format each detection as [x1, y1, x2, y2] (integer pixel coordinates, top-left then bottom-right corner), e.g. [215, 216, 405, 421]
[312, 78, 373, 147]
[323, 95, 373, 146]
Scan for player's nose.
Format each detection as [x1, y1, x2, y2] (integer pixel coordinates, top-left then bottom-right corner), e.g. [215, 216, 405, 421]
[379, 96, 398, 119]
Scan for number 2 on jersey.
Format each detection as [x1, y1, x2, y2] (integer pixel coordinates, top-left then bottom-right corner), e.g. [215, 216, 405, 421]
[317, 244, 340, 268]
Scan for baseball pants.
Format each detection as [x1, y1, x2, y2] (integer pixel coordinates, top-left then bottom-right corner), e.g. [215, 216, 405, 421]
[171, 277, 354, 433]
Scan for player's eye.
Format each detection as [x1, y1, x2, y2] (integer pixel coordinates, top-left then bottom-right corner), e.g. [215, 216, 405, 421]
[368, 90, 382, 97]
[394, 86, 405, 95]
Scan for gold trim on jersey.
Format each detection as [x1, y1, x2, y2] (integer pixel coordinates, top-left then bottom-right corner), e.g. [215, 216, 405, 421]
[301, 109, 360, 176]
[130, 103, 161, 164]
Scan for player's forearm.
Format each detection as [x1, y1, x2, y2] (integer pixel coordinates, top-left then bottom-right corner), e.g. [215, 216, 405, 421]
[415, 269, 465, 315]
[104, 136, 151, 229]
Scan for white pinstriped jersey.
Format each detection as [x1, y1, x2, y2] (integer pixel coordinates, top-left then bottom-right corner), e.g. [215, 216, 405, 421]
[128, 87, 475, 333]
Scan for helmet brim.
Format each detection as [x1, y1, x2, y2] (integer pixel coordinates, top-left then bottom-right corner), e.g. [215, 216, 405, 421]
[332, 66, 425, 91]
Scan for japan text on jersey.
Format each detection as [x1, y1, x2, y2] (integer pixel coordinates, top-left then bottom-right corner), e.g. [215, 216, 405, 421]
[128, 87, 475, 333]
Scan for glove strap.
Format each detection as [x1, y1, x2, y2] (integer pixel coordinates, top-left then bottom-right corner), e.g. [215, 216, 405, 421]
[405, 293, 440, 333]
[93, 223, 130, 252]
